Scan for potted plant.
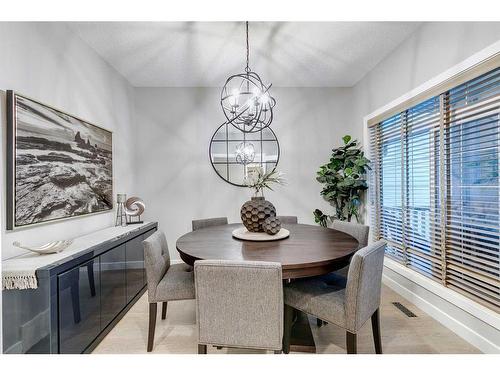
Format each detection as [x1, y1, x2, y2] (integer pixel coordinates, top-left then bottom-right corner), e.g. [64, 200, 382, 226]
[241, 168, 285, 232]
[313, 135, 370, 227]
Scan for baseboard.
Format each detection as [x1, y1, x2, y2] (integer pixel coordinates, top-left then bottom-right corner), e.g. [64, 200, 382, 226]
[4, 340, 22, 354]
[383, 259, 500, 354]
[21, 308, 50, 352]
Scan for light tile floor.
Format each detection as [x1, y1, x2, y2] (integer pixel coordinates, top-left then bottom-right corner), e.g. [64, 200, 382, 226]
[93, 285, 481, 354]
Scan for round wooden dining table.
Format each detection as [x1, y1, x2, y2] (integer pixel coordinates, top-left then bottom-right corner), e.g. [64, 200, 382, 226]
[176, 223, 360, 279]
[176, 223, 360, 353]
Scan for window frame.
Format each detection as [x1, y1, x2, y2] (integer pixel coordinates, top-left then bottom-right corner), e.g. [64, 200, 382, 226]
[368, 57, 500, 313]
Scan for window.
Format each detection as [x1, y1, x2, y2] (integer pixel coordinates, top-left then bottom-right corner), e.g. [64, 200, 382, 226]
[370, 66, 500, 312]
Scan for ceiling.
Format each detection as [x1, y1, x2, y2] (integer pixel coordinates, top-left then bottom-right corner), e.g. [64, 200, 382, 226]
[68, 22, 421, 87]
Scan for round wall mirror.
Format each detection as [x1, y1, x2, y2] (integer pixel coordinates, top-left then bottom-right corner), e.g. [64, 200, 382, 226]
[209, 124, 280, 187]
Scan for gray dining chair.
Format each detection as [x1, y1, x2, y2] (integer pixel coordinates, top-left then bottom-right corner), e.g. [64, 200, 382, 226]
[283, 240, 386, 354]
[332, 220, 370, 248]
[316, 220, 370, 327]
[192, 217, 228, 231]
[330, 220, 370, 278]
[143, 231, 195, 352]
[276, 216, 298, 224]
[194, 260, 283, 354]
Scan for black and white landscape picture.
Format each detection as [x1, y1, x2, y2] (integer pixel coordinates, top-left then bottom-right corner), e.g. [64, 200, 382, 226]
[8, 93, 113, 228]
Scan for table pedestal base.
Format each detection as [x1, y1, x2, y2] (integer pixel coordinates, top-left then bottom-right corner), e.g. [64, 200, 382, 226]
[290, 310, 316, 353]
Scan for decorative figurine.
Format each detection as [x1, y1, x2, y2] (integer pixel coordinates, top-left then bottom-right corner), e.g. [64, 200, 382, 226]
[13, 240, 73, 255]
[116, 193, 128, 227]
[124, 197, 145, 224]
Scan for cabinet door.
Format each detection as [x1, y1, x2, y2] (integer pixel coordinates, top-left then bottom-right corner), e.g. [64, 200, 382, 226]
[100, 244, 127, 329]
[58, 258, 100, 354]
[125, 235, 145, 303]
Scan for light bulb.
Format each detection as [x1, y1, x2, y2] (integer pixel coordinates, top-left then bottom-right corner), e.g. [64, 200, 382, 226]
[244, 87, 259, 108]
[235, 142, 255, 165]
[228, 89, 240, 107]
[260, 92, 270, 105]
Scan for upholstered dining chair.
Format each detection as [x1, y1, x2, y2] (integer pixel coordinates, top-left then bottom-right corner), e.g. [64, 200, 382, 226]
[283, 240, 386, 354]
[276, 216, 298, 224]
[192, 217, 228, 231]
[332, 220, 370, 248]
[143, 231, 195, 352]
[329, 220, 370, 278]
[194, 260, 283, 354]
[315, 220, 370, 327]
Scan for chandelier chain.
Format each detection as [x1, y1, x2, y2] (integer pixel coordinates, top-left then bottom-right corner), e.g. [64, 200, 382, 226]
[245, 21, 250, 73]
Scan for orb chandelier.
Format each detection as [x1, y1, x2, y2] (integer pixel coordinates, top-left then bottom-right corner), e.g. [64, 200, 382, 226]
[235, 141, 255, 165]
[220, 22, 276, 133]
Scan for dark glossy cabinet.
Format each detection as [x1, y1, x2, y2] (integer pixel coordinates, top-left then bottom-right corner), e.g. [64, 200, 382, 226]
[58, 259, 100, 354]
[100, 244, 127, 329]
[126, 235, 145, 303]
[3, 222, 157, 354]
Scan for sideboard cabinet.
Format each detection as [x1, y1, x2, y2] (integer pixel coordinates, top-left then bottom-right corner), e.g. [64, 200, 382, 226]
[2, 222, 157, 354]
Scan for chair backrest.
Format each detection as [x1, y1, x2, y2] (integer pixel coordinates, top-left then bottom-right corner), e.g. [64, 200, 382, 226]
[143, 231, 171, 301]
[276, 216, 298, 224]
[192, 217, 228, 231]
[332, 220, 370, 247]
[344, 240, 386, 332]
[194, 260, 283, 351]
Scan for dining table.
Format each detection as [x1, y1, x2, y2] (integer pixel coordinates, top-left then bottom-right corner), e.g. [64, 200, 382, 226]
[176, 222, 360, 353]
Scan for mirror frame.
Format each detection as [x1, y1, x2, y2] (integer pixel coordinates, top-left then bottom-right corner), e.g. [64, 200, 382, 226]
[208, 124, 280, 187]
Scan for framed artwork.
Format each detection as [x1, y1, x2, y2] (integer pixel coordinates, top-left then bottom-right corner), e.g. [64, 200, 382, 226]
[6, 91, 113, 229]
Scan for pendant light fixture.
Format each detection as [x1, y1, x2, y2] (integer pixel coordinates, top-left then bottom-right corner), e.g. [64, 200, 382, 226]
[235, 140, 255, 165]
[220, 21, 276, 133]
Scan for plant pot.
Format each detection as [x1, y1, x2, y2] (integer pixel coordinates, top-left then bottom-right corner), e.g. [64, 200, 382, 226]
[240, 196, 276, 232]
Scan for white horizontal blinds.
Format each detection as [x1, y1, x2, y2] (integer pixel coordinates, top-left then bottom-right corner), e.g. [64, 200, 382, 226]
[405, 97, 443, 281]
[370, 64, 500, 312]
[369, 125, 381, 241]
[444, 67, 500, 310]
[378, 113, 405, 261]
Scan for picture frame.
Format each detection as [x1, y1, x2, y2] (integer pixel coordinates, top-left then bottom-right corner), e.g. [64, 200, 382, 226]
[6, 91, 113, 230]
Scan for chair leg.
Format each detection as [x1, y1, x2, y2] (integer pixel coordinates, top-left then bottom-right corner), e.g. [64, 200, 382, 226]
[282, 304, 294, 354]
[198, 344, 207, 354]
[371, 308, 383, 354]
[161, 302, 168, 320]
[346, 331, 357, 354]
[147, 303, 157, 352]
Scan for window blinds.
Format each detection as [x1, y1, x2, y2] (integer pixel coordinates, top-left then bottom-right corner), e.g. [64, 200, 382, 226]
[370, 66, 500, 312]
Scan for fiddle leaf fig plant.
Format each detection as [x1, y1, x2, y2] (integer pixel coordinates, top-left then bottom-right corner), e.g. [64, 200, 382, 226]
[313, 135, 371, 226]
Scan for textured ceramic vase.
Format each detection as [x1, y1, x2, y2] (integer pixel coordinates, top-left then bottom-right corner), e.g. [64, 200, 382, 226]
[240, 196, 276, 232]
[263, 217, 281, 235]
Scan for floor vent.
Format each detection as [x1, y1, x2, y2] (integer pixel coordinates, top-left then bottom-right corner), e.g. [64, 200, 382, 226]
[392, 302, 417, 317]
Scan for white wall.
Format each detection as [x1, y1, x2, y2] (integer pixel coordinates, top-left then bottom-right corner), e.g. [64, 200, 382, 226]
[134, 87, 355, 258]
[0, 23, 136, 260]
[351, 22, 500, 136]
